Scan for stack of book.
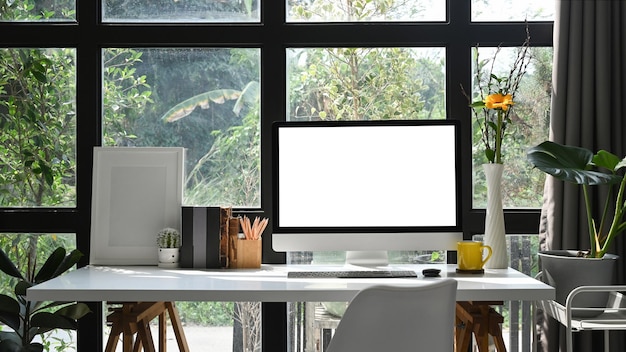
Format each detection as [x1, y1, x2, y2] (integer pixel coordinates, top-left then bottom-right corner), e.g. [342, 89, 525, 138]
[180, 206, 234, 268]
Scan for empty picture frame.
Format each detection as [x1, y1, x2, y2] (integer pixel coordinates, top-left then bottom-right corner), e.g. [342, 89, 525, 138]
[90, 147, 184, 265]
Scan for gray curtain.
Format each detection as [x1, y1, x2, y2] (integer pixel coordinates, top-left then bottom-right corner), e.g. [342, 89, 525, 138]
[537, 1, 626, 351]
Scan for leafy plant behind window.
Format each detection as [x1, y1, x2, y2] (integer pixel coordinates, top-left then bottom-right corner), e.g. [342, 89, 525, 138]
[102, 48, 261, 207]
[0, 48, 76, 207]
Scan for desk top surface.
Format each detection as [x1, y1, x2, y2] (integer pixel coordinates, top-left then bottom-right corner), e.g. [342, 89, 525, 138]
[27, 264, 554, 302]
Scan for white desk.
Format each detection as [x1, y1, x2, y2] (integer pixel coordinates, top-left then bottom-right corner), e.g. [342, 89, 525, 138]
[27, 264, 554, 302]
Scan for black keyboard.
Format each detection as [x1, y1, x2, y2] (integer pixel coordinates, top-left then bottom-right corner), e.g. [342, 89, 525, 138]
[287, 270, 418, 279]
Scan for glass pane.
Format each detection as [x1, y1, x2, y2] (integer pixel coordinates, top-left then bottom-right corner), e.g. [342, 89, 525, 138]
[287, 47, 445, 121]
[103, 0, 259, 23]
[102, 48, 261, 207]
[0, 233, 78, 350]
[472, 0, 555, 22]
[103, 301, 261, 351]
[470, 47, 552, 208]
[287, 0, 445, 22]
[0, 48, 77, 207]
[0, 0, 75, 21]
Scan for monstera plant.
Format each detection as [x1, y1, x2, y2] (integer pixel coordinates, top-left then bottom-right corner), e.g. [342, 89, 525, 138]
[527, 141, 626, 258]
[527, 141, 626, 308]
[0, 247, 91, 352]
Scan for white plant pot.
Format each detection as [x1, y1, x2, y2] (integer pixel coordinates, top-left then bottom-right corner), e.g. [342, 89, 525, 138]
[482, 163, 508, 269]
[158, 247, 180, 268]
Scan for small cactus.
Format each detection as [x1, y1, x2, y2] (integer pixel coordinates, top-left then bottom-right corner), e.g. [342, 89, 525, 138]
[157, 227, 181, 248]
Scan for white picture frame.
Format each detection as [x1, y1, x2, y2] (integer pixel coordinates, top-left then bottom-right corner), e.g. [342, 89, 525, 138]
[90, 147, 184, 265]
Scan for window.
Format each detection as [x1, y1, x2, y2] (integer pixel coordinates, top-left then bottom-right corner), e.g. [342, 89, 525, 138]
[0, 48, 76, 207]
[286, 0, 446, 22]
[102, 48, 261, 207]
[103, 0, 259, 23]
[472, 47, 552, 208]
[471, 0, 555, 22]
[287, 47, 445, 121]
[1, 1, 553, 351]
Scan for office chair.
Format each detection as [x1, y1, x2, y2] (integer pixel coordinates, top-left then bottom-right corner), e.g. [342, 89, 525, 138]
[325, 279, 458, 352]
[536, 283, 626, 352]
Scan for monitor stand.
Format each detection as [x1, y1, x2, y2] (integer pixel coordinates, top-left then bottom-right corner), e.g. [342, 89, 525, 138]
[345, 251, 389, 266]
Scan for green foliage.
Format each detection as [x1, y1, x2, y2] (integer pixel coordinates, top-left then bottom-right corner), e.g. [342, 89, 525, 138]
[0, 49, 76, 207]
[288, 1, 439, 122]
[0, 246, 90, 352]
[175, 302, 234, 326]
[289, 0, 423, 21]
[0, 235, 75, 296]
[102, 48, 261, 207]
[165, 81, 261, 206]
[0, 0, 75, 21]
[102, 49, 153, 147]
[528, 141, 626, 258]
[288, 47, 430, 121]
[0, 47, 158, 208]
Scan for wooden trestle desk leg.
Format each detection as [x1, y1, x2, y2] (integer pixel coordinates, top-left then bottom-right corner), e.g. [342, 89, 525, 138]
[165, 301, 190, 352]
[105, 301, 190, 352]
[455, 301, 507, 352]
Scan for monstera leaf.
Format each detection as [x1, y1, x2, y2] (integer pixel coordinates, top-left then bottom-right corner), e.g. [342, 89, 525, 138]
[527, 141, 626, 258]
[527, 141, 622, 185]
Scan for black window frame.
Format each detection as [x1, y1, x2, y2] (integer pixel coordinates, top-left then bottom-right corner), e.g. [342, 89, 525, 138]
[0, 1, 553, 350]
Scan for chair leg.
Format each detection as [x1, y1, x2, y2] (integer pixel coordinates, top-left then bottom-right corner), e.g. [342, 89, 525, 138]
[566, 324, 573, 352]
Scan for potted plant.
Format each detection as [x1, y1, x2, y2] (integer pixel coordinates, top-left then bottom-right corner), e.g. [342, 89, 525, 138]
[0, 247, 91, 351]
[157, 227, 181, 268]
[527, 141, 625, 312]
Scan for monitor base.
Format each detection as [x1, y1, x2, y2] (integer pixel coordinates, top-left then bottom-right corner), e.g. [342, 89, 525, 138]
[345, 251, 389, 266]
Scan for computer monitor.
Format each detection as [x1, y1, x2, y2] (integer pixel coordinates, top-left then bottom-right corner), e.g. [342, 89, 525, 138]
[271, 119, 463, 265]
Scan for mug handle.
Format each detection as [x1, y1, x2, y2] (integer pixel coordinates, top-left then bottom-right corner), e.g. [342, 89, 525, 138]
[481, 245, 493, 266]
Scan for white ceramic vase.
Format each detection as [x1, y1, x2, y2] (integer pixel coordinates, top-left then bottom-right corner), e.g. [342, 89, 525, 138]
[482, 163, 508, 269]
[158, 247, 180, 268]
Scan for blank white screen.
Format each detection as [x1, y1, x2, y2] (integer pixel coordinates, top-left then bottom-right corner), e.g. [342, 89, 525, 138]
[277, 124, 457, 228]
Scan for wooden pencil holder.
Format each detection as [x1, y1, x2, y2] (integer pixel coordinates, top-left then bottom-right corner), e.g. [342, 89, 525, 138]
[229, 238, 261, 269]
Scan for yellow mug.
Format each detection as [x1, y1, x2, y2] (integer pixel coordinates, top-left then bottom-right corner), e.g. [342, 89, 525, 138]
[457, 241, 492, 271]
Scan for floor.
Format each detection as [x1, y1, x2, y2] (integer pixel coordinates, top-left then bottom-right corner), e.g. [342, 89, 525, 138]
[107, 326, 233, 351]
[45, 326, 233, 351]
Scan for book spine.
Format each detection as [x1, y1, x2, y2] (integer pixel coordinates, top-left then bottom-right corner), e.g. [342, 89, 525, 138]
[192, 207, 207, 268]
[206, 207, 222, 268]
[180, 206, 194, 268]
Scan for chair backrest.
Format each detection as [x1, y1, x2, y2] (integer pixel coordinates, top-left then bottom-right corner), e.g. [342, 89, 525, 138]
[325, 279, 458, 352]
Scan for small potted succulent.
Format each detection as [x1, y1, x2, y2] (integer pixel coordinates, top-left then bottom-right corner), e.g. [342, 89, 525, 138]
[157, 227, 181, 268]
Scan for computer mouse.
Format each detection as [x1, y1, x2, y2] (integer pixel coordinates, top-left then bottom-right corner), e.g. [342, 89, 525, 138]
[422, 268, 441, 277]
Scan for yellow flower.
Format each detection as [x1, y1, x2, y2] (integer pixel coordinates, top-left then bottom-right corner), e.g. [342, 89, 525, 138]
[484, 93, 514, 111]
